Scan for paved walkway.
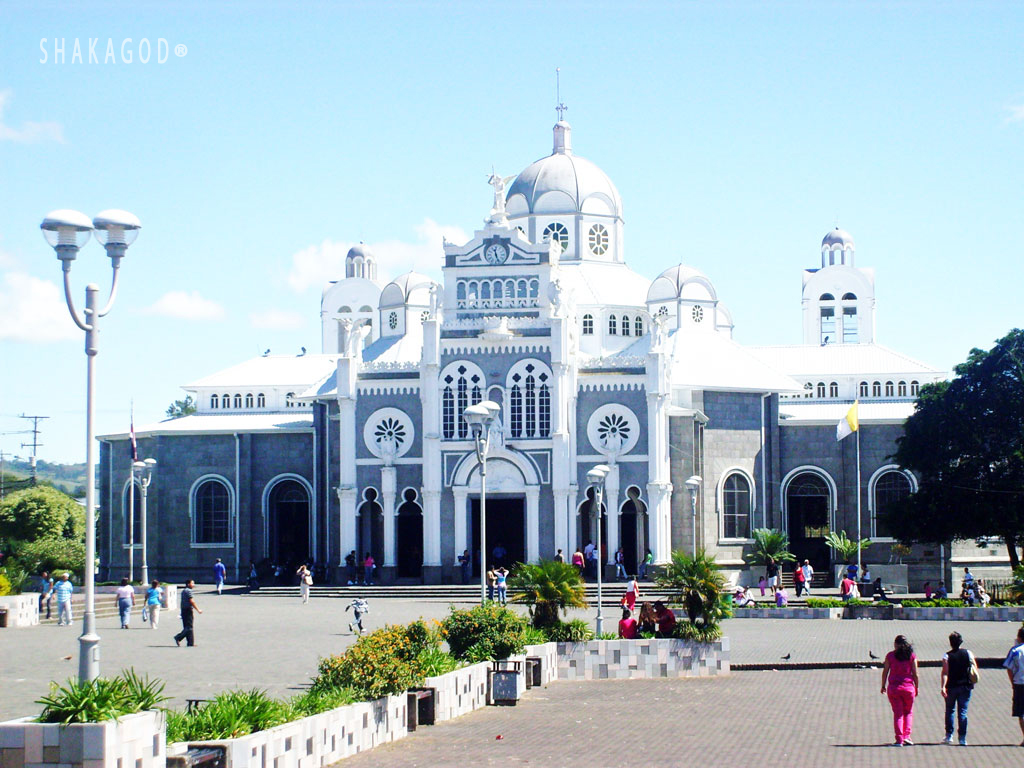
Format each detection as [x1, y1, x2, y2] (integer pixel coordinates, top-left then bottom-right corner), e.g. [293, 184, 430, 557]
[342, 673, 1024, 767]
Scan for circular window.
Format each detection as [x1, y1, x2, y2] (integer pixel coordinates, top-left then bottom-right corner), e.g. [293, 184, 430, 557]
[586, 404, 641, 456]
[692, 305, 704, 323]
[363, 407, 415, 459]
[388, 311, 398, 330]
[588, 224, 609, 255]
[542, 222, 569, 252]
[420, 310, 429, 323]
[656, 306, 669, 317]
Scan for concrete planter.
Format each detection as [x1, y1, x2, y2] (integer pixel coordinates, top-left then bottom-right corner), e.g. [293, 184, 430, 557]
[898, 605, 1024, 622]
[731, 607, 844, 620]
[0, 710, 165, 768]
[0, 595, 40, 628]
[422, 661, 489, 721]
[555, 638, 729, 680]
[844, 603, 895, 620]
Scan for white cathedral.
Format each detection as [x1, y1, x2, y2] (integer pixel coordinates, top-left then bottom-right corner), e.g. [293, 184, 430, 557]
[101, 117, 1004, 589]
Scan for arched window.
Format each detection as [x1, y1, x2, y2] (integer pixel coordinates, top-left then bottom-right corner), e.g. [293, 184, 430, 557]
[816, 382, 826, 398]
[635, 316, 643, 336]
[885, 381, 894, 397]
[820, 293, 835, 301]
[621, 315, 631, 336]
[829, 382, 839, 398]
[542, 222, 569, 252]
[910, 380, 920, 396]
[582, 314, 594, 335]
[123, 483, 141, 545]
[233, 393, 242, 409]
[873, 470, 913, 538]
[441, 361, 485, 439]
[842, 292, 857, 300]
[245, 393, 254, 409]
[872, 381, 881, 397]
[608, 315, 617, 335]
[193, 478, 232, 544]
[507, 359, 552, 439]
[722, 473, 752, 539]
[257, 393, 265, 408]
[210, 394, 219, 409]
[859, 381, 869, 398]
[897, 381, 907, 397]
[223, 393, 230, 409]
[286, 392, 296, 408]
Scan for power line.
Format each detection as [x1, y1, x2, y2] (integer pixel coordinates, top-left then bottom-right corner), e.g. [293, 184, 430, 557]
[18, 413, 49, 483]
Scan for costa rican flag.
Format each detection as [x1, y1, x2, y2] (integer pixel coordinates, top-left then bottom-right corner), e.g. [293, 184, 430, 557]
[129, 414, 138, 461]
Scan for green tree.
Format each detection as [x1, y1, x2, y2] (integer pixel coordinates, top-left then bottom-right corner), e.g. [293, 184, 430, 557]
[166, 396, 197, 419]
[509, 559, 588, 628]
[889, 328, 1024, 567]
[0, 485, 84, 543]
[824, 530, 870, 561]
[655, 550, 729, 627]
[744, 528, 796, 566]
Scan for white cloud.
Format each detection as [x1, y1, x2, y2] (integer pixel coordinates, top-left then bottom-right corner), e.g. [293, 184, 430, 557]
[143, 291, 226, 321]
[1006, 104, 1024, 124]
[0, 272, 79, 342]
[249, 308, 304, 331]
[0, 89, 65, 143]
[286, 217, 467, 293]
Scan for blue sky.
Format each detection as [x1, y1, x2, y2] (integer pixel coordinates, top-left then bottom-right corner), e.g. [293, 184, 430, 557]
[1, 1, 1022, 463]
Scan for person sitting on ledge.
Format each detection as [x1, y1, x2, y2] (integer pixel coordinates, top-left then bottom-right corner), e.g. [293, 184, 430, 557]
[872, 577, 889, 602]
[618, 607, 638, 639]
[734, 587, 757, 608]
[653, 601, 676, 638]
[936, 581, 948, 599]
[775, 585, 789, 607]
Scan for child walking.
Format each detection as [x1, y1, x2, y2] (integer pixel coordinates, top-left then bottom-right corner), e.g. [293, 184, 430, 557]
[346, 597, 369, 634]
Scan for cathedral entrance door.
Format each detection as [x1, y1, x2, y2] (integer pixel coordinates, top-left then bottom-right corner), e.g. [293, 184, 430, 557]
[471, 496, 525, 575]
[786, 472, 832, 573]
[269, 480, 310, 573]
[396, 489, 424, 579]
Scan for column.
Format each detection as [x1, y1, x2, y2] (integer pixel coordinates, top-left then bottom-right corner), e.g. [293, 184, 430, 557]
[421, 489, 441, 567]
[605, 464, 620, 565]
[567, 483, 579, 555]
[647, 482, 672, 564]
[338, 488, 358, 564]
[380, 466, 397, 567]
[453, 487, 468, 566]
[525, 486, 540, 563]
[553, 487, 570, 558]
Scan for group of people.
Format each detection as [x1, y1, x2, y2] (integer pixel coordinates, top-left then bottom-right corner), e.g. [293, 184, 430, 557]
[757, 556, 817, 599]
[566, 542, 654, 581]
[618, 601, 677, 639]
[878, 627, 1024, 748]
[343, 551, 377, 586]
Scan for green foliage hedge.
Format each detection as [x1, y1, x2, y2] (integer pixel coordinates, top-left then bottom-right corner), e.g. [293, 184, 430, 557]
[442, 603, 528, 662]
[312, 621, 433, 700]
[36, 670, 167, 724]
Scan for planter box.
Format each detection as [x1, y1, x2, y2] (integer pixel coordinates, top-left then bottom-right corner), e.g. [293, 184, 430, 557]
[844, 603, 895, 620]
[177, 694, 408, 768]
[0, 595, 39, 628]
[422, 661, 490, 722]
[899, 605, 1024, 622]
[524, 643, 559, 686]
[0, 709, 165, 768]
[731, 607, 844, 620]
[555, 638, 729, 680]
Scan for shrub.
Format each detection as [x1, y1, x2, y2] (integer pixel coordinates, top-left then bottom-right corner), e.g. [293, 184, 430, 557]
[165, 690, 293, 742]
[442, 603, 528, 662]
[509, 559, 587, 628]
[655, 549, 729, 627]
[290, 687, 359, 717]
[805, 598, 844, 608]
[417, 646, 461, 677]
[901, 598, 990, 608]
[36, 670, 167, 724]
[824, 531, 870, 561]
[0, 486, 84, 543]
[0, 572, 11, 596]
[15, 537, 86, 581]
[673, 622, 723, 643]
[745, 529, 795, 565]
[521, 625, 548, 646]
[544, 618, 593, 642]
[311, 621, 432, 700]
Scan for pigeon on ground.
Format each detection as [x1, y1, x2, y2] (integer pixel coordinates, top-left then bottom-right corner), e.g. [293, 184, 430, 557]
[869, 651, 879, 660]
[781, 653, 791, 660]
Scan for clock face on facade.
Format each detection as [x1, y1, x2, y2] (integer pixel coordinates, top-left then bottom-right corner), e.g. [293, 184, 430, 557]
[484, 243, 509, 264]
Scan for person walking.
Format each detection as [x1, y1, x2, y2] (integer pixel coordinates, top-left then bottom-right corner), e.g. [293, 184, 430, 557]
[297, 564, 313, 603]
[174, 579, 202, 647]
[458, 549, 471, 584]
[553, 548, 564, 563]
[941, 631, 977, 746]
[765, 556, 779, 596]
[213, 558, 226, 595]
[115, 577, 135, 629]
[345, 550, 357, 584]
[614, 548, 627, 580]
[801, 559, 814, 595]
[881, 634, 919, 746]
[571, 547, 585, 578]
[54, 573, 74, 626]
[144, 580, 165, 629]
[345, 596, 370, 634]
[247, 562, 259, 591]
[38, 571, 54, 620]
[639, 549, 653, 580]
[623, 574, 639, 612]
[363, 553, 375, 585]
[494, 566, 509, 605]
[1003, 625, 1024, 746]
[793, 562, 806, 598]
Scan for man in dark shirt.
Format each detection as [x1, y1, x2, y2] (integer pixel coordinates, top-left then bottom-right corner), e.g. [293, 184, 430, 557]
[174, 579, 202, 647]
[653, 601, 677, 638]
[941, 631, 976, 745]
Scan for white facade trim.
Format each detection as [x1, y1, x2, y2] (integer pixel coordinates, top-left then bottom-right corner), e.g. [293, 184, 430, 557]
[866, 464, 918, 540]
[260, 473, 315, 559]
[715, 466, 757, 543]
[188, 473, 236, 548]
[780, 465, 838, 532]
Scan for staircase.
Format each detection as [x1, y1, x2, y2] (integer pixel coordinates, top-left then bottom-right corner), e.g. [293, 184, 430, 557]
[779, 571, 831, 590]
[39, 594, 120, 625]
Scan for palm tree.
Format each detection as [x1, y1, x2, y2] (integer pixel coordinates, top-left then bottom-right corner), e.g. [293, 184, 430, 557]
[824, 530, 869, 561]
[656, 550, 728, 627]
[745, 528, 796, 566]
[508, 559, 588, 628]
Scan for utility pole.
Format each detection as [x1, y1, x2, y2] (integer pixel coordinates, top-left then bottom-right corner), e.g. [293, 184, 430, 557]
[19, 413, 49, 483]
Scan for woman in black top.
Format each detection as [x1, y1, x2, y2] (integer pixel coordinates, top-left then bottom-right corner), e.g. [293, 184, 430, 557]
[765, 557, 779, 596]
[940, 631, 977, 745]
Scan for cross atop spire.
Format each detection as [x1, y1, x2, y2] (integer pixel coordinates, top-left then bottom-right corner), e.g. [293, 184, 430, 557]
[555, 67, 567, 121]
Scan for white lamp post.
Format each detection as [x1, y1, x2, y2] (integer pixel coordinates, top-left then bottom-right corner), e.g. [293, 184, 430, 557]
[42, 208, 140, 682]
[685, 475, 702, 557]
[133, 458, 156, 584]
[586, 464, 610, 636]
[464, 400, 500, 605]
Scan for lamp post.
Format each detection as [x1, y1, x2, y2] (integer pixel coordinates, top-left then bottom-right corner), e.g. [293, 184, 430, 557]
[685, 475, 702, 557]
[464, 400, 500, 605]
[42, 208, 140, 682]
[133, 458, 156, 584]
[586, 464, 610, 636]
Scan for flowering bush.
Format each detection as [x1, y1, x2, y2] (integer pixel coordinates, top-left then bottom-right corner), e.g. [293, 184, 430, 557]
[442, 603, 528, 661]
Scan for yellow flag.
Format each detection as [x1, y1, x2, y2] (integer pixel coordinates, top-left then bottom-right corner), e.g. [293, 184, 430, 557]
[836, 400, 859, 441]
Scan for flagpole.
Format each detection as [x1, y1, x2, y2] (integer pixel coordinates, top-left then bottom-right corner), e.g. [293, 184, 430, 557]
[856, 415, 862, 579]
[128, 402, 136, 583]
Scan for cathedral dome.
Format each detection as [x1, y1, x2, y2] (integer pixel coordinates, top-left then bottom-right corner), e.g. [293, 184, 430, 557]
[822, 227, 854, 249]
[505, 121, 622, 218]
[646, 264, 717, 303]
[379, 271, 436, 309]
[345, 243, 377, 280]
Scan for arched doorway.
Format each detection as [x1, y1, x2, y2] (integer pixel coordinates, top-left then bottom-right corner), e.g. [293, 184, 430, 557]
[357, 489, 385, 578]
[577, 487, 607, 577]
[269, 480, 310, 572]
[396, 489, 423, 578]
[619, 487, 647, 575]
[786, 472, 832, 572]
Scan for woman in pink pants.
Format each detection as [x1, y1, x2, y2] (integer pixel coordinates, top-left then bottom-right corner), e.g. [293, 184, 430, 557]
[881, 634, 920, 746]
